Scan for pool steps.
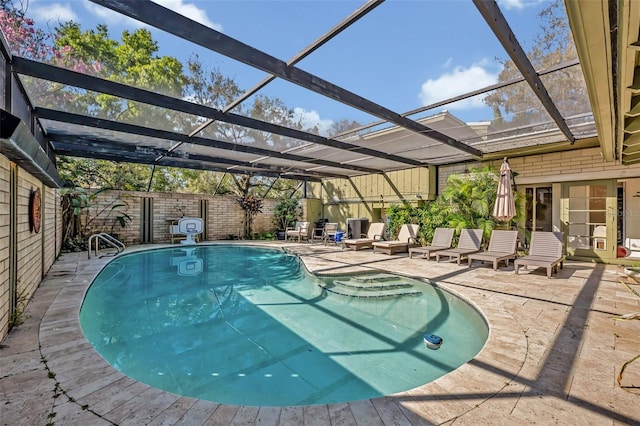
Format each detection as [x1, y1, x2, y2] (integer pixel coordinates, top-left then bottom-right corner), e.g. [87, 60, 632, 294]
[319, 275, 422, 298]
[332, 280, 413, 290]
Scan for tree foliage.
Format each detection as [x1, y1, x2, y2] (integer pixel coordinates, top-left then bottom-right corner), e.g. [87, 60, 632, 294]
[0, 0, 52, 60]
[483, 0, 589, 132]
[272, 197, 303, 231]
[57, 157, 152, 190]
[328, 118, 363, 137]
[1, 4, 343, 199]
[38, 20, 188, 189]
[60, 187, 131, 251]
[49, 22, 185, 119]
[386, 166, 523, 246]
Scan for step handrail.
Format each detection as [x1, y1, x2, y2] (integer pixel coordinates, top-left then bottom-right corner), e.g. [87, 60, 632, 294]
[88, 233, 125, 259]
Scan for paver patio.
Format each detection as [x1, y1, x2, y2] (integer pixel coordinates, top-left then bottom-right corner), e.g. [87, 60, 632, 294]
[1, 241, 638, 425]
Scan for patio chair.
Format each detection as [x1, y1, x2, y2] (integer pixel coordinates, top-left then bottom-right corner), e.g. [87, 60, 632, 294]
[323, 222, 340, 245]
[341, 222, 386, 251]
[285, 221, 311, 242]
[435, 229, 483, 265]
[514, 231, 564, 278]
[372, 224, 420, 255]
[409, 227, 455, 260]
[467, 230, 518, 270]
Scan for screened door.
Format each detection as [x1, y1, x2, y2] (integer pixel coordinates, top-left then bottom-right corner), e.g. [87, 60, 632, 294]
[563, 180, 616, 259]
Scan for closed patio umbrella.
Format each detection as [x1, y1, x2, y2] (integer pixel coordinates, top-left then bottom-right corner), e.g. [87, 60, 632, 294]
[493, 158, 516, 222]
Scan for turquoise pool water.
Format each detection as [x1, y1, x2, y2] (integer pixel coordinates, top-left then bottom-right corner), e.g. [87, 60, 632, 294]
[80, 245, 488, 407]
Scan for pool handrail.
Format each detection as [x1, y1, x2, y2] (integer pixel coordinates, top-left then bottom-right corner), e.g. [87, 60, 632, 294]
[88, 233, 125, 259]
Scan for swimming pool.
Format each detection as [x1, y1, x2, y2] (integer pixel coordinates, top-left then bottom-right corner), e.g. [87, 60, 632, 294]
[80, 245, 488, 407]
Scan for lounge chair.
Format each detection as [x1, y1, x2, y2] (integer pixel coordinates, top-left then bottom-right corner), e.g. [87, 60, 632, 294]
[409, 227, 455, 259]
[467, 230, 518, 270]
[342, 222, 386, 251]
[435, 229, 483, 265]
[514, 231, 564, 278]
[285, 221, 311, 242]
[372, 224, 419, 255]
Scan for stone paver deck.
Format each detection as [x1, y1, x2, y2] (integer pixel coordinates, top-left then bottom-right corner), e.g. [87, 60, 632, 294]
[1, 241, 639, 425]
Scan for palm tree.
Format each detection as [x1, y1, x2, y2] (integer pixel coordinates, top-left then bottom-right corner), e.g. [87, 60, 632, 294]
[439, 166, 499, 239]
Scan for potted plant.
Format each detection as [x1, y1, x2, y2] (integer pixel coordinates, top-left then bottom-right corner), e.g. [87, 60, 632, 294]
[273, 197, 303, 240]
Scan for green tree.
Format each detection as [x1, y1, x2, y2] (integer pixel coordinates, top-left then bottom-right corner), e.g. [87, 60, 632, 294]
[385, 202, 419, 240]
[46, 22, 187, 189]
[0, 0, 52, 61]
[1, 7, 355, 197]
[438, 166, 499, 238]
[181, 55, 308, 198]
[272, 197, 303, 231]
[60, 187, 131, 251]
[50, 22, 185, 117]
[483, 0, 589, 130]
[57, 157, 152, 190]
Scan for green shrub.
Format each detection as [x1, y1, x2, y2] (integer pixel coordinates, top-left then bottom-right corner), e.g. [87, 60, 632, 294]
[385, 166, 523, 246]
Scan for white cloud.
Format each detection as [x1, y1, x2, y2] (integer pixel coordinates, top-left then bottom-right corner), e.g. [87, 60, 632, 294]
[154, 0, 222, 31]
[30, 2, 77, 23]
[498, 0, 526, 10]
[498, 0, 545, 11]
[418, 62, 498, 111]
[83, 1, 145, 28]
[82, 0, 222, 32]
[293, 108, 333, 137]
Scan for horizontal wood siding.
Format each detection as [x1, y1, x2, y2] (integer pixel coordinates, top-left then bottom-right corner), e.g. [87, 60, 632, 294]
[0, 156, 10, 338]
[16, 172, 44, 314]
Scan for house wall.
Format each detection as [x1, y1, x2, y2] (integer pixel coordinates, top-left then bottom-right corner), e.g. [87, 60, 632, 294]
[16, 172, 44, 308]
[438, 147, 640, 260]
[1, 35, 64, 341]
[308, 166, 435, 229]
[0, 155, 10, 340]
[0, 153, 62, 341]
[437, 147, 640, 191]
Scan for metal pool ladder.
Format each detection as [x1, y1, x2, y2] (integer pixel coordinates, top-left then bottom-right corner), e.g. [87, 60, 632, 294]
[88, 233, 125, 259]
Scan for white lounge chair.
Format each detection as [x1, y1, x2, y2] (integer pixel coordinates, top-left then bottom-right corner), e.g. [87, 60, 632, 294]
[514, 231, 564, 278]
[409, 227, 455, 259]
[342, 222, 386, 251]
[467, 230, 518, 270]
[372, 224, 419, 255]
[435, 229, 483, 265]
[285, 221, 311, 242]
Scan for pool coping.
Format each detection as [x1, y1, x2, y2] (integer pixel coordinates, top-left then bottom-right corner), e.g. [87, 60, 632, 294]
[36, 242, 522, 425]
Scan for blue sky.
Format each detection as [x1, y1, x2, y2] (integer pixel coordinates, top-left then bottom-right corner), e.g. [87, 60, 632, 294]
[23, 0, 555, 134]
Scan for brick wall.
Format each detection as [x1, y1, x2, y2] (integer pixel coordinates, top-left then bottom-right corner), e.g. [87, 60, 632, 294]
[82, 190, 299, 245]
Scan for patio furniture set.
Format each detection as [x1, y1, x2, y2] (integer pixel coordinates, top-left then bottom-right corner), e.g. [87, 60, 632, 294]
[287, 221, 563, 278]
